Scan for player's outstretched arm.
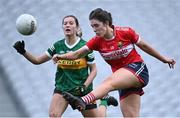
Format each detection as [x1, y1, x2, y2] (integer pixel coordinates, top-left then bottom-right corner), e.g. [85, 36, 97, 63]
[52, 45, 90, 63]
[13, 40, 51, 65]
[136, 38, 176, 68]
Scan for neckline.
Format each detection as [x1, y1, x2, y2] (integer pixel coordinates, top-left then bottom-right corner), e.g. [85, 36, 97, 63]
[64, 37, 81, 49]
[104, 36, 115, 41]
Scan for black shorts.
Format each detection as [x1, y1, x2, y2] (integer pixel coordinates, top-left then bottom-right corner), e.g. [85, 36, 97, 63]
[118, 62, 149, 100]
[54, 89, 97, 110]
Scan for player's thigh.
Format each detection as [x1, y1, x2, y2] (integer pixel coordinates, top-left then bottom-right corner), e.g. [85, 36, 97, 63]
[110, 68, 142, 89]
[93, 68, 141, 93]
[49, 93, 68, 115]
[120, 94, 140, 117]
[81, 108, 98, 117]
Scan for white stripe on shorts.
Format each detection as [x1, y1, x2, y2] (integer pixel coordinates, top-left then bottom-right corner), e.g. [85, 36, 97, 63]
[135, 63, 145, 76]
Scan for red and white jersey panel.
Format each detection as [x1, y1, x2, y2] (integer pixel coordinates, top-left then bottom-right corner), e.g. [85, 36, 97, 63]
[86, 26, 144, 72]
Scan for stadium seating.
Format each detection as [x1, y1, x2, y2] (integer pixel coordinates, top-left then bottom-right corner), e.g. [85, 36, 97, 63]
[0, 0, 179, 117]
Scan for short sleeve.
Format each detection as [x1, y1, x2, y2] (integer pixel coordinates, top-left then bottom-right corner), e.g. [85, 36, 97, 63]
[86, 51, 95, 64]
[46, 44, 56, 58]
[86, 37, 99, 51]
[127, 28, 140, 44]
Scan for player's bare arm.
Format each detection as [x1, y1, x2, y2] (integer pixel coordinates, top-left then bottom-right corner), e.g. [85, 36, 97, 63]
[13, 40, 51, 65]
[23, 52, 51, 65]
[52, 45, 90, 63]
[84, 63, 97, 87]
[136, 38, 176, 68]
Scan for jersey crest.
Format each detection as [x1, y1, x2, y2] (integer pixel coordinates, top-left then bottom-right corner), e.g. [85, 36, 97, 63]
[118, 41, 123, 48]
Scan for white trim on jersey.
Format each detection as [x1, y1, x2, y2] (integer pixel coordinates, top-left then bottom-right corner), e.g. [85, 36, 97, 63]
[45, 51, 52, 58]
[87, 60, 96, 65]
[136, 36, 141, 44]
[65, 37, 81, 49]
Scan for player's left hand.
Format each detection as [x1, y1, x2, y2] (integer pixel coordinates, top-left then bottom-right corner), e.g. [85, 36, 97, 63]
[164, 58, 176, 69]
[13, 40, 26, 55]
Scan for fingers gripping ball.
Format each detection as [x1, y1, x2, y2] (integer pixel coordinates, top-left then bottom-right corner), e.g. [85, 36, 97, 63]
[13, 40, 26, 54]
[16, 14, 37, 35]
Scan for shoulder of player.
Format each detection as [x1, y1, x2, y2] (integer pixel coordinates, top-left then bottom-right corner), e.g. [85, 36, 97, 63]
[90, 36, 102, 41]
[53, 38, 65, 46]
[80, 37, 100, 43]
[115, 26, 134, 32]
[79, 38, 87, 43]
[76, 38, 87, 47]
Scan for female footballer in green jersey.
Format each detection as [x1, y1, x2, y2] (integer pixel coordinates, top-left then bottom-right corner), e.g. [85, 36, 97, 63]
[13, 15, 118, 117]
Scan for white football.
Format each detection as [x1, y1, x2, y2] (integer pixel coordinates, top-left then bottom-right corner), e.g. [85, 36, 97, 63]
[16, 14, 37, 35]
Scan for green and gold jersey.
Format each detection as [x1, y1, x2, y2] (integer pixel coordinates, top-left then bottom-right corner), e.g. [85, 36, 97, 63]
[46, 37, 95, 96]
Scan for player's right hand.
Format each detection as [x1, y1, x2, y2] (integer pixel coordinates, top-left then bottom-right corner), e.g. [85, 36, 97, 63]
[165, 58, 176, 69]
[52, 54, 59, 64]
[13, 40, 26, 55]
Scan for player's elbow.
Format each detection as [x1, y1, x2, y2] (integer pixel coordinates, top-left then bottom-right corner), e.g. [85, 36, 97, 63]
[31, 61, 41, 65]
[31, 58, 44, 65]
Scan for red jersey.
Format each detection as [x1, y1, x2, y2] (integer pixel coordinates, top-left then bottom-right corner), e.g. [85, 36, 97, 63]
[86, 26, 144, 72]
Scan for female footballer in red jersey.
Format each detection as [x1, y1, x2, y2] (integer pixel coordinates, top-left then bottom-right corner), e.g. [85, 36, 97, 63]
[52, 8, 176, 117]
[13, 15, 118, 117]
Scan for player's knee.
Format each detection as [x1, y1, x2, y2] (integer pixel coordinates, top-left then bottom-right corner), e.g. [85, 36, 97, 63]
[121, 107, 139, 117]
[49, 110, 61, 118]
[123, 111, 139, 117]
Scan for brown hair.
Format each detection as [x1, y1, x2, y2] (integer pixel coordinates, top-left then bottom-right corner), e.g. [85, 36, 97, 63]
[62, 15, 82, 37]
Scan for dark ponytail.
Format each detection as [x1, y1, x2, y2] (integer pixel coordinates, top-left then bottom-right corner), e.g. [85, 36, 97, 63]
[89, 8, 113, 26]
[76, 27, 82, 38]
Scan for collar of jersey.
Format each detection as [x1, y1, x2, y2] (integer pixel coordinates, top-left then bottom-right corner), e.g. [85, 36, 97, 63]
[64, 37, 81, 49]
